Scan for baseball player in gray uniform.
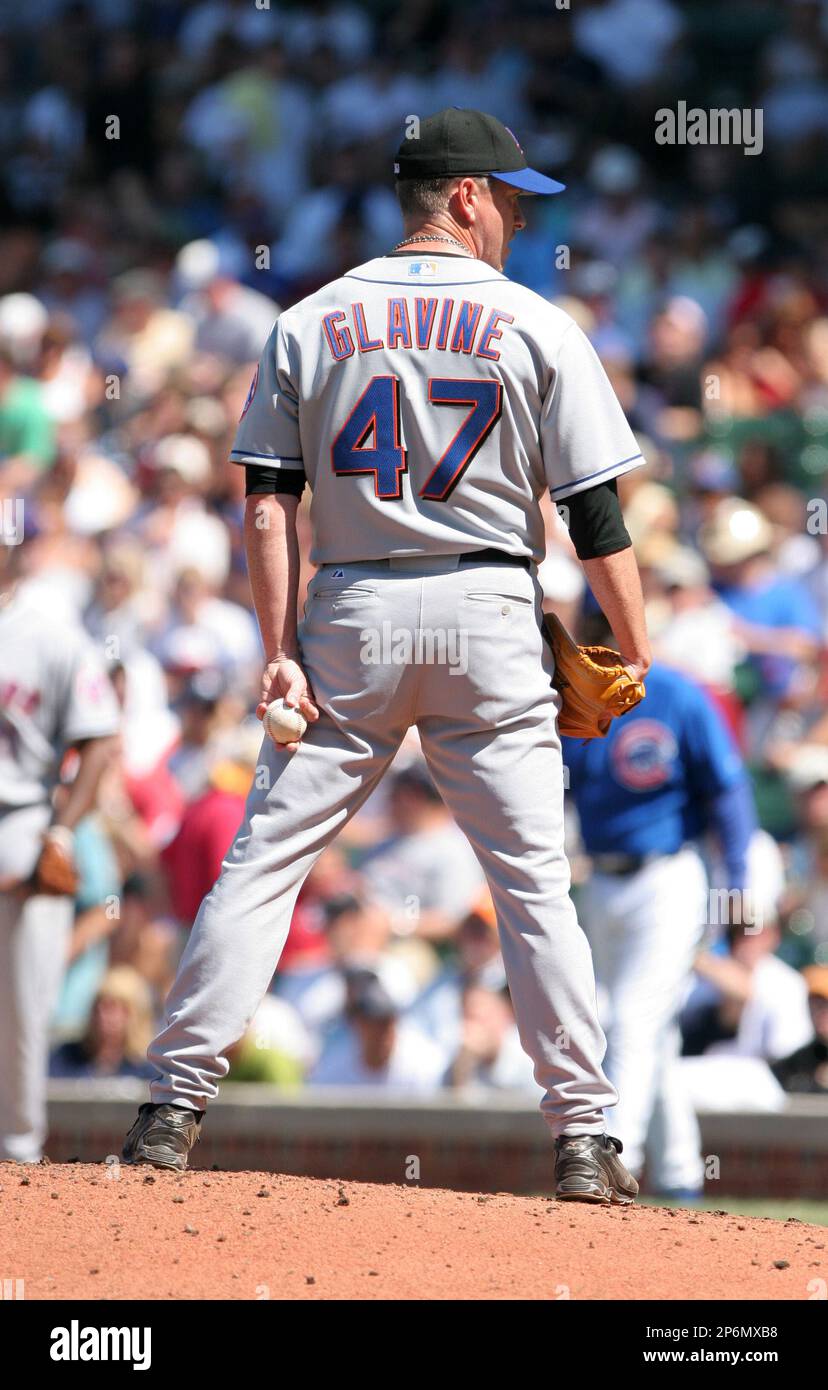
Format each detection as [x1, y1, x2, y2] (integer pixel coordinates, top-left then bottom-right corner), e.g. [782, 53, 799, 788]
[124, 109, 652, 1204]
[0, 547, 119, 1162]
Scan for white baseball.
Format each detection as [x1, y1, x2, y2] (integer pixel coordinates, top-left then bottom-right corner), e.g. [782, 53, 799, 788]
[263, 697, 308, 744]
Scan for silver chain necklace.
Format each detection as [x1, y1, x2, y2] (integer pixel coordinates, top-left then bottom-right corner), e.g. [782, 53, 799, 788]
[392, 233, 472, 255]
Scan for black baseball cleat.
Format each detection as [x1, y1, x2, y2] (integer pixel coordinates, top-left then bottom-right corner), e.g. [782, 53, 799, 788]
[554, 1132, 639, 1205]
[122, 1102, 204, 1173]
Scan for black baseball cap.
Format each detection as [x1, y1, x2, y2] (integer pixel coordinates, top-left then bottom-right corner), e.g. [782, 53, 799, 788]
[394, 108, 565, 196]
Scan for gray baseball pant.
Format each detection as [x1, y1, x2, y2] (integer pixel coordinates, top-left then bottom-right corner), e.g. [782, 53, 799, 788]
[148, 556, 617, 1136]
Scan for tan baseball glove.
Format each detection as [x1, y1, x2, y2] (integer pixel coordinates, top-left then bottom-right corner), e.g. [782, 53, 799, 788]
[32, 828, 79, 897]
[543, 611, 646, 739]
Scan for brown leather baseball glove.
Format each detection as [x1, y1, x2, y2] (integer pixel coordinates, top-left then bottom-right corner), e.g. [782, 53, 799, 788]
[32, 829, 79, 896]
[543, 611, 646, 739]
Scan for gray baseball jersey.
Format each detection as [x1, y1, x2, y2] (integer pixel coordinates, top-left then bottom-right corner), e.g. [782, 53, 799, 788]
[230, 254, 644, 563]
[0, 593, 120, 814]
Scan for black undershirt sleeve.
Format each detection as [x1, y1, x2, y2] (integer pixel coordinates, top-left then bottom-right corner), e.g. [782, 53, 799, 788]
[245, 464, 306, 499]
[559, 478, 631, 560]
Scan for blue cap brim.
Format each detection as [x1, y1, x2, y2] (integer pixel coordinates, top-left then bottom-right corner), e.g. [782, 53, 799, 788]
[491, 168, 566, 195]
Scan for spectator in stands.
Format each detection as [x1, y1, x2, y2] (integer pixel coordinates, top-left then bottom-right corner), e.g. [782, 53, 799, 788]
[676, 915, 815, 1112]
[38, 238, 106, 347]
[174, 239, 279, 365]
[771, 966, 828, 1094]
[0, 321, 56, 496]
[277, 845, 361, 975]
[572, 0, 685, 92]
[84, 541, 152, 658]
[95, 272, 193, 405]
[168, 565, 259, 676]
[131, 436, 232, 592]
[427, 27, 528, 130]
[283, 1, 374, 68]
[275, 892, 425, 1053]
[52, 808, 123, 1040]
[163, 718, 261, 923]
[178, 0, 281, 65]
[408, 890, 506, 1050]
[446, 984, 539, 1095]
[682, 450, 741, 538]
[318, 51, 426, 152]
[359, 765, 485, 940]
[308, 970, 445, 1093]
[643, 543, 745, 703]
[775, 760, 828, 967]
[181, 38, 312, 220]
[682, 919, 813, 1066]
[576, 145, 658, 264]
[271, 142, 401, 293]
[164, 671, 228, 803]
[699, 497, 822, 707]
[49, 966, 156, 1081]
[109, 878, 184, 1022]
[759, 0, 828, 151]
[639, 295, 707, 439]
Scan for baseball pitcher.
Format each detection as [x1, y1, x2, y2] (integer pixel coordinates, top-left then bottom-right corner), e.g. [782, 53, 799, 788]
[123, 109, 652, 1204]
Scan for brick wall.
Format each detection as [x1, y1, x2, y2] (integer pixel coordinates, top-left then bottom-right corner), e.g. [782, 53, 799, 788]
[43, 1083, 828, 1198]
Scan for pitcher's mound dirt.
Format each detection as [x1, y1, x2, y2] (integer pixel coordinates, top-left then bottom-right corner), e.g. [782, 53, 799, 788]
[1, 1162, 824, 1300]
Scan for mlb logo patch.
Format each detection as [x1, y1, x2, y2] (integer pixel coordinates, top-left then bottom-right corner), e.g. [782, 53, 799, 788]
[332, 568, 345, 579]
[407, 260, 438, 278]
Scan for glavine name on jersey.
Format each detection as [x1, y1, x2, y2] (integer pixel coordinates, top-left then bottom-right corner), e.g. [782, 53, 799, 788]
[322, 299, 514, 363]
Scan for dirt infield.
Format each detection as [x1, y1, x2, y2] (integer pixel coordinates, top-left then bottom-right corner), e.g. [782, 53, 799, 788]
[1, 1161, 826, 1300]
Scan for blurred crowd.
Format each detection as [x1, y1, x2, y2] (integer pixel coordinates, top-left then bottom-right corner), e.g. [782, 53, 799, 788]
[1, 0, 828, 1106]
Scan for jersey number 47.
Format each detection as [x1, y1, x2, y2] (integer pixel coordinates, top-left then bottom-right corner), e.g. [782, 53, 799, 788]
[332, 375, 502, 502]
